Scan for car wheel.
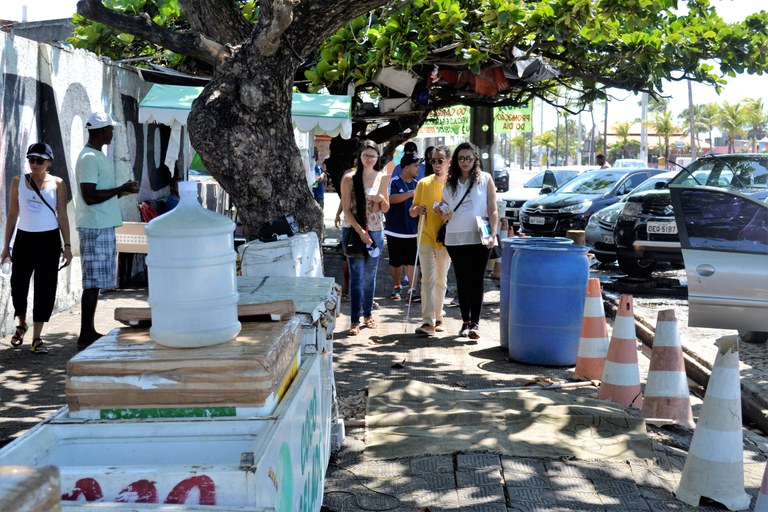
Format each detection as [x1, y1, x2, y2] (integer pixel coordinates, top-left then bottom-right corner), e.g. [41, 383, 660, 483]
[617, 256, 656, 278]
[595, 254, 616, 265]
[738, 331, 768, 344]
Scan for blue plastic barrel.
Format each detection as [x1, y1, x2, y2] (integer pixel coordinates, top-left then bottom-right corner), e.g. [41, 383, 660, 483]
[508, 244, 589, 365]
[500, 237, 573, 349]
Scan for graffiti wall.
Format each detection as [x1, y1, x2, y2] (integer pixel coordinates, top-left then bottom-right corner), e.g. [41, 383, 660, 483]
[0, 31, 178, 335]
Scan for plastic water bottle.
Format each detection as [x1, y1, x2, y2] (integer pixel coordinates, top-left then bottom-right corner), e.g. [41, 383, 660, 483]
[1, 260, 11, 275]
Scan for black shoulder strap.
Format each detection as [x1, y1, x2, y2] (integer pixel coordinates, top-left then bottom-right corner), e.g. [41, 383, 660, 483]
[451, 181, 473, 213]
[25, 174, 58, 218]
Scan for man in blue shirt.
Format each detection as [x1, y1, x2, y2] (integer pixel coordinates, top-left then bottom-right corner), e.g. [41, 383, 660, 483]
[391, 141, 426, 180]
[384, 154, 421, 301]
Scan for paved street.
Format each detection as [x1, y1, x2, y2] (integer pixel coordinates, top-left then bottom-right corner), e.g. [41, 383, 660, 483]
[0, 191, 766, 510]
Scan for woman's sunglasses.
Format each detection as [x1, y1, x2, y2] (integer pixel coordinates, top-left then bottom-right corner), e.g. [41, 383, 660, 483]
[430, 158, 445, 165]
[27, 157, 48, 165]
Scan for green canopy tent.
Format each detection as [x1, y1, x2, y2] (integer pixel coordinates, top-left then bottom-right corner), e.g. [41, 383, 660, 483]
[138, 84, 353, 175]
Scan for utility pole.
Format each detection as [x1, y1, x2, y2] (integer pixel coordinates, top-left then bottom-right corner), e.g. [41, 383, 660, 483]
[577, 113, 583, 165]
[640, 93, 649, 163]
[603, 100, 609, 155]
[688, 81, 697, 159]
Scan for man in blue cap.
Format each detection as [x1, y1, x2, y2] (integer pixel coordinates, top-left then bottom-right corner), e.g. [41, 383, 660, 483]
[391, 141, 426, 180]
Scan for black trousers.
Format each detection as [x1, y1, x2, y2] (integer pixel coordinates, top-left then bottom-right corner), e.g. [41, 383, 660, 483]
[11, 229, 61, 322]
[446, 243, 491, 325]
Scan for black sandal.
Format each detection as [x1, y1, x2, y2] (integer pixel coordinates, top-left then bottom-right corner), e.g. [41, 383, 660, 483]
[10, 324, 27, 348]
[30, 338, 48, 354]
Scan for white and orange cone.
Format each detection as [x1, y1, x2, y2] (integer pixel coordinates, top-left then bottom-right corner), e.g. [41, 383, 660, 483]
[597, 294, 643, 408]
[641, 309, 695, 429]
[574, 278, 609, 381]
[755, 462, 768, 511]
[675, 337, 750, 510]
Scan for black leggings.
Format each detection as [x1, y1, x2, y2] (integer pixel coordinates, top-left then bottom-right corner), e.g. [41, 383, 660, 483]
[446, 243, 491, 325]
[11, 229, 61, 322]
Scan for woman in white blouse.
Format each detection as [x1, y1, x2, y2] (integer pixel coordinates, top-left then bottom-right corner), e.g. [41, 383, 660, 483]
[439, 142, 498, 340]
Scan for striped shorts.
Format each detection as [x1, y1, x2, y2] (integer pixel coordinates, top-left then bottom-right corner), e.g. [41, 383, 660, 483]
[78, 227, 117, 289]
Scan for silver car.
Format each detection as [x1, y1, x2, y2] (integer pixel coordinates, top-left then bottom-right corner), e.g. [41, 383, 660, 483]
[670, 185, 768, 343]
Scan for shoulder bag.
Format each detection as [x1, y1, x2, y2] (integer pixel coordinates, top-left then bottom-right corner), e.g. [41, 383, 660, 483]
[24, 175, 67, 269]
[436, 181, 473, 244]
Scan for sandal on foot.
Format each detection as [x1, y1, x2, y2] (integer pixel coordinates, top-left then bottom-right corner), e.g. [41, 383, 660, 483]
[363, 317, 376, 329]
[30, 338, 48, 354]
[347, 324, 360, 336]
[10, 324, 28, 348]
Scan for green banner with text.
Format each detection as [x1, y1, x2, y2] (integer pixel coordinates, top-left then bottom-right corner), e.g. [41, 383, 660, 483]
[419, 104, 532, 137]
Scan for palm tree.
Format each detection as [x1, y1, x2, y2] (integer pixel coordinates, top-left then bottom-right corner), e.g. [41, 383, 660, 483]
[534, 132, 556, 165]
[613, 121, 632, 158]
[743, 98, 768, 152]
[651, 111, 677, 163]
[678, 104, 714, 151]
[510, 134, 526, 167]
[715, 101, 747, 153]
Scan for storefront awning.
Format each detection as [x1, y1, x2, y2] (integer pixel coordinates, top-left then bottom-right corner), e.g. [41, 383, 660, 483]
[139, 84, 353, 171]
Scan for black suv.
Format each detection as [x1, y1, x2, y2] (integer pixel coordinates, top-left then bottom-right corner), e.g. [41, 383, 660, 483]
[519, 168, 662, 237]
[614, 153, 768, 277]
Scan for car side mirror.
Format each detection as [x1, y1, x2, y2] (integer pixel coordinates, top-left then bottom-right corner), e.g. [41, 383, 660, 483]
[540, 186, 553, 194]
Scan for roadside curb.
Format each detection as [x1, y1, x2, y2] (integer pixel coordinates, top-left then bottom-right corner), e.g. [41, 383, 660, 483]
[605, 296, 768, 434]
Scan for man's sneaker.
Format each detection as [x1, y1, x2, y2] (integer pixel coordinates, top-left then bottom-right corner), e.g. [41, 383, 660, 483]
[447, 297, 460, 307]
[459, 322, 471, 337]
[434, 320, 445, 332]
[390, 286, 402, 301]
[407, 290, 421, 303]
[468, 323, 481, 340]
[415, 323, 435, 336]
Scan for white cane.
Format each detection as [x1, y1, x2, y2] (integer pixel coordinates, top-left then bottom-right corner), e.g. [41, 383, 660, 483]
[405, 213, 425, 333]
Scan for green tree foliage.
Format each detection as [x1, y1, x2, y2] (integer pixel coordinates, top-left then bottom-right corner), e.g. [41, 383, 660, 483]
[678, 103, 718, 151]
[652, 111, 678, 162]
[743, 97, 768, 151]
[715, 101, 747, 153]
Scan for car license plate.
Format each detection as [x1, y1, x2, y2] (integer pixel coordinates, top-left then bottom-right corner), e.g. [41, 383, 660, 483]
[647, 221, 677, 235]
[529, 216, 545, 225]
[601, 234, 614, 244]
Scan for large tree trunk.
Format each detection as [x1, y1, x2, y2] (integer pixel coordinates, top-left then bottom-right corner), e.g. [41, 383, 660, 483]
[186, 45, 322, 240]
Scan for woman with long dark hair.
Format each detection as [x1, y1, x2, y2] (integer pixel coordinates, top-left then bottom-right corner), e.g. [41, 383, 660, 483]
[1, 143, 72, 354]
[340, 140, 390, 335]
[439, 142, 498, 340]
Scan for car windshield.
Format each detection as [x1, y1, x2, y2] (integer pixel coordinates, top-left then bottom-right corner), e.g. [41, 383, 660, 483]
[627, 171, 678, 196]
[524, 170, 580, 188]
[671, 155, 768, 190]
[557, 170, 626, 194]
[613, 160, 646, 168]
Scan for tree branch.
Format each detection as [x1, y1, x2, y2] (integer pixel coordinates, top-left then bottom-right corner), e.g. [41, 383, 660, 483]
[76, 0, 232, 68]
[178, 0, 252, 45]
[255, 0, 299, 57]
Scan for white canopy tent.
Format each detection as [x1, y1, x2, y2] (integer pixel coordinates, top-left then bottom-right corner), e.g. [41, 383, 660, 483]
[138, 84, 353, 176]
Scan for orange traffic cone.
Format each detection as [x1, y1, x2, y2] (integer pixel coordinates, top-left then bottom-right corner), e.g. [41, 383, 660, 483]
[755, 462, 768, 511]
[573, 278, 609, 380]
[597, 294, 643, 408]
[675, 337, 750, 510]
[641, 309, 695, 428]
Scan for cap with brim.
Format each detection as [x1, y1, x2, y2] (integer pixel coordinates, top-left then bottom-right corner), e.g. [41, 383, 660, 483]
[86, 112, 121, 130]
[404, 141, 418, 153]
[26, 142, 53, 160]
[400, 154, 421, 167]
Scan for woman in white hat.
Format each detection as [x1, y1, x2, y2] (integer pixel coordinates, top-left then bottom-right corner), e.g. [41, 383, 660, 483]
[1, 142, 72, 354]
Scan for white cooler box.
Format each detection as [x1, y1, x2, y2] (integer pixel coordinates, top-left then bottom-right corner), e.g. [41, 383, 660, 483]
[0, 354, 327, 511]
[239, 232, 322, 278]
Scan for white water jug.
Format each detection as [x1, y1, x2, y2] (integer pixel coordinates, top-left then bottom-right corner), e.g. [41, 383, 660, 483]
[145, 181, 241, 347]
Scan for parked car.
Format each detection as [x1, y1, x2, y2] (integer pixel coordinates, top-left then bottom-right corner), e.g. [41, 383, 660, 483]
[585, 171, 677, 264]
[670, 185, 768, 343]
[614, 153, 768, 277]
[492, 155, 509, 192]
[498, 167, 591, 229]
[612, 158, 647, 168]
[519, 168, 663, 237]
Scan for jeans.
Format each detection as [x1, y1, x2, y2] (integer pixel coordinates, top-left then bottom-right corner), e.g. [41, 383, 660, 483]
[418, 244, 450, 325]
[344, 228, 384, 325]
[446, 243, 491, 325]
